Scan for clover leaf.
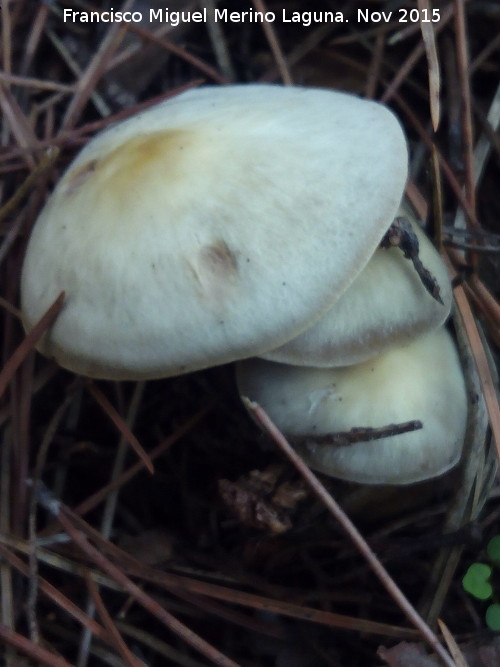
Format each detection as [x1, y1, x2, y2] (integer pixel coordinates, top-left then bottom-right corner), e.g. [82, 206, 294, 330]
[487, 536, 500, 564]
[485, 603, 500, 631]
[462, 563, 493, 600]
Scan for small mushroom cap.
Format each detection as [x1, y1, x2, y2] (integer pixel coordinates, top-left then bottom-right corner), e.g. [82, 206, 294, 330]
[21, 84, 407, 380]
[260, 200, 452, 367]
[237, 327, 467, 485]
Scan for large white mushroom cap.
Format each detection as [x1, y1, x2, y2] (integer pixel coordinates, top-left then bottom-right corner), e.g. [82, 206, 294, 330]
[260, 200, 453, 367]
[237, 327, 467, 485]
[21, 84, 407, 380]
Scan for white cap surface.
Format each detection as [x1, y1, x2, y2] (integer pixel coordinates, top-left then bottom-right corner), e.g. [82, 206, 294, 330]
[237, 328, 467, 485]
[261, 201, 452, 367]
[21, 85, 407, 379]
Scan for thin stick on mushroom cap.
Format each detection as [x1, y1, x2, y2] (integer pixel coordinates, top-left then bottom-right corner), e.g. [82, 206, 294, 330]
[237, 327, 467, 485]
[21, 85, 408, 380]
[260, 200, 453, 368]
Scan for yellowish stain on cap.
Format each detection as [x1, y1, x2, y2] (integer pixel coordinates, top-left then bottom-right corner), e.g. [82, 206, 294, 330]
[63, 130, 193, 198]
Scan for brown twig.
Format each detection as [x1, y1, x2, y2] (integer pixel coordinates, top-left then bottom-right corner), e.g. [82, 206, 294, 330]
[418, 0, 441, 130]
[19, 0, 50, 78]
[84, 570, 145, 667]
[454, 0, 476, 215]
[86, 381, 154, 475]
[36, 485, 241, 667]
[293, 420, 423, 449]
[0, 292, 65, 400]
[0, 543, 110, 645]
[381, 216, 444, 303]
[0, 147, 60, 267]
[0, 80, 204, 166]
[6, 530, 423, 642]
[124, 24, 229, 84]
[59, 1, 136, 131]
[0, 72, 75, 93]
[0, 83, 38, 168]
[381, 3, 453, 104]
[466, 274, 500, 336]
[0, 622, 73, 667]
[446, 259, 500, 466]
[443, 227, 500, 253]
[365, 30, 385, 99]
[394, 92, 480, 229]
[38, 402, 211, 537]
[244, 399, 456, 667]
[253, 0, 293, 84]
[27, 389, 77, 642]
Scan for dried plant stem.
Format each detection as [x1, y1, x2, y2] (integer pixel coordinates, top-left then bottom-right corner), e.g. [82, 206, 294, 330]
[0, 83, 38, 168]
[448, 269, 500, 468]
[453, 0, 476, 215]
[252, 0, 293, 84]
[86, 381, 153, 474]
[0, 623, 73, 667]
[204, 0, 236, 81]
[0, 148, 59, 227]
[45, 28, 111, 120]
[77, 381, 145, 667]
[454, 80, 500, 232]
[365, 30, 385, 99]
[1, 0, 12, 75]
[125, 24, 229, 84]
[59, 0, 138, 130]
[0, 72, 74, 93]
[0, 147, 60, 268]
[20, 1, 50, 77]
[0, 292, 64, 400]
[418, 0, 441, 131]
[244, 399, 456, 667]
[394, 92, 479, 229]
[382, 3, 453, 104]
[0, 543, 110, 644]
[0, 429, 14, 664]
[116, 621, 220, 665]
[438, 619, 469, 667]
[35, 404, 211, 543]
[84, 572, 145, 667]
[37, 488, 241, 667]
[294, 420, 422, 448]
[3, 531, 423, 641]
[28, 392, 75, 642]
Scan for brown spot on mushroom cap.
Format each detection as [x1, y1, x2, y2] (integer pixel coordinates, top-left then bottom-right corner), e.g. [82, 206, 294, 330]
[199, 240, 238, 277]
[187, 240, 239, 303]
[64, 159, 99, 194]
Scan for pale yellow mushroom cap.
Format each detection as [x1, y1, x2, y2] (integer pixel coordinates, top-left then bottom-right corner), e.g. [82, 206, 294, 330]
[21, 84, 407, 379]
[261, 200, 453, 367]
[237, 327, 467, 485]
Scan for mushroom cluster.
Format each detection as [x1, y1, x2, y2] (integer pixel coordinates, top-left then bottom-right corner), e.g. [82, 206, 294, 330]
[22, 84, 407, 378]
[21, 84, 466, 485]
[237, 327, 466, 485]
[236, 198, 467, 485]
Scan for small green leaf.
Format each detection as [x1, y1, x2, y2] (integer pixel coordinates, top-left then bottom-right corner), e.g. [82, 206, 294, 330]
[462, 563, 493, 600]
[485, 603, 500, 631]
[487, 536, 500, 563]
